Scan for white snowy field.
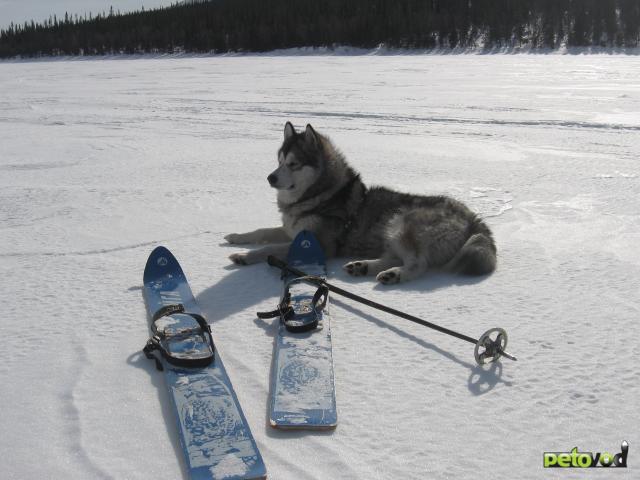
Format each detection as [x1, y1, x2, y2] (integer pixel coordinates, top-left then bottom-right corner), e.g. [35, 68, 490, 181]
[1, 54, 639, 479]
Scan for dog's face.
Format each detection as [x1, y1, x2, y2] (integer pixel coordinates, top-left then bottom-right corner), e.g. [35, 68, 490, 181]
[269, 122, 323, 203]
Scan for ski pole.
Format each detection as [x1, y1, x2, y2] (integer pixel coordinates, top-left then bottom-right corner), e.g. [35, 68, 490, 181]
[267, 255, 517, 366]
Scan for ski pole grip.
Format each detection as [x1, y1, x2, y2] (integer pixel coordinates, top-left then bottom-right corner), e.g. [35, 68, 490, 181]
[267, 255, 287, 270]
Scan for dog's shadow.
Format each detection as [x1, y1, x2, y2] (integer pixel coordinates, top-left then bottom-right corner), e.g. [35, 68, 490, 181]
[195, 260, 485, 324]
[208, 262, 510, 397]
[198, 261, 509, 397]
[199, 257, 487, 319]
[195, 263, 281, 323]
[203, 259, 484, 325]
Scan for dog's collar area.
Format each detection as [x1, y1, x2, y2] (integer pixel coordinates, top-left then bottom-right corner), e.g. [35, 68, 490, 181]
[299, 175, 363, 219]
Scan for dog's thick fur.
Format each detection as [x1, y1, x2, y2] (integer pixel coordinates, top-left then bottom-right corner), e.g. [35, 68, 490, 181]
[225, 122, 496, 284]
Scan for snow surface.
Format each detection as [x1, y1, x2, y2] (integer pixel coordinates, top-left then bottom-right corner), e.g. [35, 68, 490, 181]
[1, 54, 639, 479]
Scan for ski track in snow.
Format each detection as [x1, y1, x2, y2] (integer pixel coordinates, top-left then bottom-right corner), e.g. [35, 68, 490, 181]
[1, 55, 639, 479]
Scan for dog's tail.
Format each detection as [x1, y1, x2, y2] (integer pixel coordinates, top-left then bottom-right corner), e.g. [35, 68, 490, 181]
[446, 217, 497, 276]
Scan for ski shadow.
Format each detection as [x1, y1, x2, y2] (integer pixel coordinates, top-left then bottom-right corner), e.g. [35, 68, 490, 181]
[126, 350, 190, 480]
[332, 299, 512, 396]
[127, 289, 192, 480]
[195, 263, 281, 325]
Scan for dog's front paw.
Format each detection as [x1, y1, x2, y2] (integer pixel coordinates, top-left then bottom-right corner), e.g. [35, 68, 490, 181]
[376, 268, 401, 285]
[229, 252, 250, 265]
[343, 261, 368, 276]
[225, 233, 248, 245]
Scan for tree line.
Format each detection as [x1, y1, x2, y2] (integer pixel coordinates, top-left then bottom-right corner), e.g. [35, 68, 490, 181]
[1, 0, 639, 58]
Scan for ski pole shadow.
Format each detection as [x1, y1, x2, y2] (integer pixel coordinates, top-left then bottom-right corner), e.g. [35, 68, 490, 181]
[332, 299, 512, 396]
[126, 350, 190, 480]
[467, 361, 514, 395]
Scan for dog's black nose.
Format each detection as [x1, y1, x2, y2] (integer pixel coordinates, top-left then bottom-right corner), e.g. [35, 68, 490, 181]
[267, 174, 277, 186]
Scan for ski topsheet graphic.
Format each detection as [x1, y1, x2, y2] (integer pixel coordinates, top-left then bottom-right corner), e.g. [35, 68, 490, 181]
[143, 246, 266, 480]
[262, 231, 338, 429]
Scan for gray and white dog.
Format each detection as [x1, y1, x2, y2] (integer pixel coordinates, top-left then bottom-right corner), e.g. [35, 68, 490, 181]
[225, 122, 496, 284]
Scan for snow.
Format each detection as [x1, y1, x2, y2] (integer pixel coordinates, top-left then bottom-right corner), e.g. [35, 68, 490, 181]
[1, 54, 639, 479]
[211, 454, 248, 478]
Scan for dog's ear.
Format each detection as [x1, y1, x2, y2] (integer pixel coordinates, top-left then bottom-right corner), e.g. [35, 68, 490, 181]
[284, 122, 296, 140]
[304, 124, 319, 147]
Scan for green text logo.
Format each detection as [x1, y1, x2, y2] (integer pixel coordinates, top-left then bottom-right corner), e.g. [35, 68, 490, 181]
[544, 441, 628, 468]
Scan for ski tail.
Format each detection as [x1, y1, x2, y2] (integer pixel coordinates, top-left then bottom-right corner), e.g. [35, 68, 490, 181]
[446, 217, 497, 276]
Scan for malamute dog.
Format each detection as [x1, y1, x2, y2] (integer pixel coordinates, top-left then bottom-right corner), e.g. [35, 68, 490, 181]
[225, 122, 496, 284]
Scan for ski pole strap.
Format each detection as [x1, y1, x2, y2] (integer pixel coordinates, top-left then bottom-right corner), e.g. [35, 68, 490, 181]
[257, 276, 329, 333]
[143, 304, 215, 371]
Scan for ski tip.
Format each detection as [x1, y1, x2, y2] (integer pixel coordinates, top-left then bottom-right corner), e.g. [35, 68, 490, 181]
[148, 245, 172, 259]
[143, 245, 183, 283]
[287, 230, 326, 269]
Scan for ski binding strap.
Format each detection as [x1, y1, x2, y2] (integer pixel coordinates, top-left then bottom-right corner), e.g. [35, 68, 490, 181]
[257, 276, 328, 333]
[143, 304, 215, 371]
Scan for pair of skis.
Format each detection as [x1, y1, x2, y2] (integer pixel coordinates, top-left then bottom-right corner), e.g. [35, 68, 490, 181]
[141, 232, 336, 479]
[142, 231, 516, 479]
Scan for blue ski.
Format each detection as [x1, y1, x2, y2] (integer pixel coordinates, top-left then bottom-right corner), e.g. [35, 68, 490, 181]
[143, 246, 266, 480]
[265, 231, 337, 429]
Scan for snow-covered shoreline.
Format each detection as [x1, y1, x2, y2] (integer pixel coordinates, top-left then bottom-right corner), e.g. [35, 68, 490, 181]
[2, 44, 640, 63]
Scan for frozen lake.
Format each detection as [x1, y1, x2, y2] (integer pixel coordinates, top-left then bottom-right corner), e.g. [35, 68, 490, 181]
[1, 53, 639, 479]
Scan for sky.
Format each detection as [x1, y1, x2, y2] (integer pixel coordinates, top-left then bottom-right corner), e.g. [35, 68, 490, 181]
[0, 1, 176, 30]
